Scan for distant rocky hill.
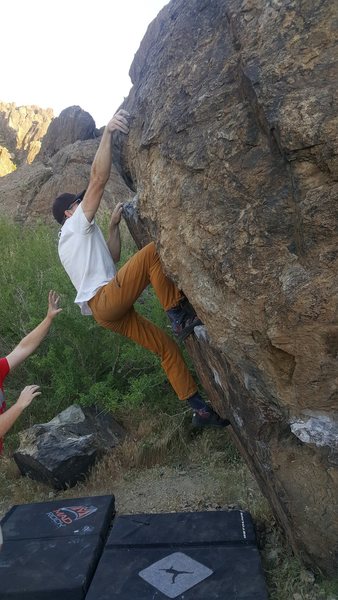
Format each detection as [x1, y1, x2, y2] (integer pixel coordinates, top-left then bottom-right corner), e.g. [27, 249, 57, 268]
[0, 104, 133, 222]
[0, 102, 54, 175]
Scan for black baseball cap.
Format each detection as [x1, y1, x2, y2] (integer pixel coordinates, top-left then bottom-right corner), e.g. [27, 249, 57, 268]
[52, 189, 86, 225]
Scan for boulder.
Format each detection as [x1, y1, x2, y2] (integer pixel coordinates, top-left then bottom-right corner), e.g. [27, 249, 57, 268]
[36, 105, 98, 164]
[14, 405, 126, 490]
[118, 0, 338, 575]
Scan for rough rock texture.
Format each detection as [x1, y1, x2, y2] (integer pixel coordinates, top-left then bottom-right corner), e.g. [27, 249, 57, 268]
[118, 0, 338, 574]
[0, 107, 133, 223]
[0, 102, 53, 174]
[14, 405, 126, 490]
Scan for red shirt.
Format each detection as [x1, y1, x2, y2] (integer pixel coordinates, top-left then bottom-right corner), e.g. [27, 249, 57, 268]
[0, 357, 10, 454]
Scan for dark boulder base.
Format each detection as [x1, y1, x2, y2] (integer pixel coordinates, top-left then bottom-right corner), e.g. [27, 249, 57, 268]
[14, 405, 126, 490]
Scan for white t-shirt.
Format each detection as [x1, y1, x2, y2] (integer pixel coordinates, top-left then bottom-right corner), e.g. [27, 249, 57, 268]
[58, 204, 116, 315]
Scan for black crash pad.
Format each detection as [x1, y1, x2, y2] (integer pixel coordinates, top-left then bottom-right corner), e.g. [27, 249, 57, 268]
[0, 536, 102, 600]
[86, 510, 268, 599]
[0, 495, 115, 600]
[105, 508, 256, 547]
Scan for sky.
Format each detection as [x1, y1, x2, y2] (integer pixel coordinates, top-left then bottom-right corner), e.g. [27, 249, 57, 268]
[2, 0, 168, 127]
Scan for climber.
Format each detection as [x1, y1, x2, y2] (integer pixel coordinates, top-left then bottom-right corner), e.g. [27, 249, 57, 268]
[52, 109, 229, 429]
[0, 291, 61, 453]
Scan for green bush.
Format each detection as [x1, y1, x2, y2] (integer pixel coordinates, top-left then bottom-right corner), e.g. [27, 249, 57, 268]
[0, 217, 192, 442]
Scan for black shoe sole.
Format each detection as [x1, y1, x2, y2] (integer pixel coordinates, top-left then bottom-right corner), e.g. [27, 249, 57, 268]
[191, 416, 231, 429]
[178, 318, 203, 341]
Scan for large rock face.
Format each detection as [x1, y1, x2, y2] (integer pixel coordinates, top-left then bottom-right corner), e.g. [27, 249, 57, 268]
[0, 102, 53, 174]
[0, 107, 133, 222]
[118, 0, 338, 574]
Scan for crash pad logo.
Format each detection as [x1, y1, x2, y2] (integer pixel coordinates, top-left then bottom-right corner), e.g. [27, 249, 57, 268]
[47, 505, 97, 528]
[139, 552, 213, 598]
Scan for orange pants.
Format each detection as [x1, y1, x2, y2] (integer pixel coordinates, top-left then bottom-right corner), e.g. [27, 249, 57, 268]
[88, 242, 197, 400]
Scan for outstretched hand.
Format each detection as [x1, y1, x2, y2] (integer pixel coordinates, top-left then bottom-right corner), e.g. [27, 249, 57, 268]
[47, 290, 62, 320]
[16, 385, 41, 409]
[107, 110, 130, 135]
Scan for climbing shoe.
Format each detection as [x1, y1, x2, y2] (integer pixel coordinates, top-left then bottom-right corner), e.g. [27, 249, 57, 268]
[167, 298, 203, 341]
[191, 408, 230, 429]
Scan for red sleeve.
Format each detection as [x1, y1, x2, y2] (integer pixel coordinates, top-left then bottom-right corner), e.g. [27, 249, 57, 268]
[0, 357, 10, 388]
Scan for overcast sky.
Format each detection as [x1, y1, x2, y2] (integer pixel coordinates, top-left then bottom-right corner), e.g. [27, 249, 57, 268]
[2, 0, 168, 127]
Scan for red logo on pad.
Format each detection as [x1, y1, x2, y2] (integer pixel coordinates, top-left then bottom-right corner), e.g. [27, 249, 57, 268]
[47, 505, 97, 528]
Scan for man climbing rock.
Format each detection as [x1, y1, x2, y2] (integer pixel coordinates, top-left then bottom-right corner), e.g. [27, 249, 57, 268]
[52, 110, 228, 429]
